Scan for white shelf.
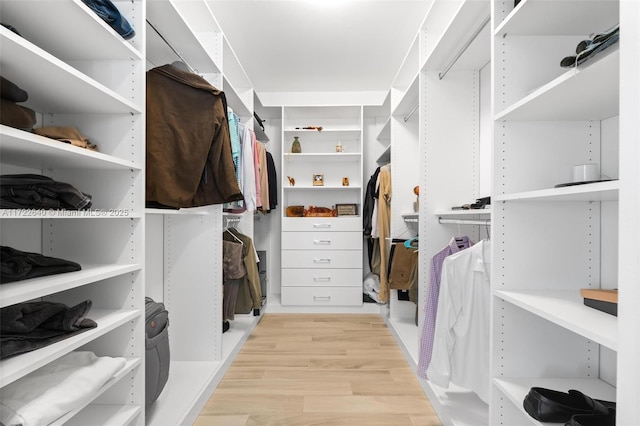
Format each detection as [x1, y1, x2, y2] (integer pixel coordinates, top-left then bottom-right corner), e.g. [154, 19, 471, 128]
[53, 357, 142, 426]
[422, 0, 490, 72]
[376, 146, 391, 165]
[0, 0, 142, 61]
[494, 180, 619, 202]
[146, 0, 221, 74]
[392, 73, 419, 118]
[495, 289, 617, 350]
[0, 309, 140, 387]
[64, 405, 142, 426]
[0, 126, 142, 171]
[224, 75, 252, 118]
[0, 210, 142, 219]
[145, 206, 218, 215]
[376, 117, 391, 142]
[495, 47, 619, 122]
[283, 128, 361, 135]
[0, 27, 142, 114]
[434, 209, 491, 217]
[0, 264, 141, 308]
[495, 0, 619, 37]
[283, 153, 361, 162]
[283, 186, 362, 190]
[494, 377, 616, 425]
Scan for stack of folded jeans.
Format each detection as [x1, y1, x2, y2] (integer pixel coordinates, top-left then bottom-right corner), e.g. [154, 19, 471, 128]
[0, 174, 92, 210]
[1, 245, 81, 284]
[0, 76, 36, 131]
[81, 0, 135, 40]
[0, 300, 97, 359]
[561, 24, 619, 68]
[524, 387, 616, 426]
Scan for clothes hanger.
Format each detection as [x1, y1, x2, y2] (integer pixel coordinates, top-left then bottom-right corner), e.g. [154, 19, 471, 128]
[224, 227, 243, 246]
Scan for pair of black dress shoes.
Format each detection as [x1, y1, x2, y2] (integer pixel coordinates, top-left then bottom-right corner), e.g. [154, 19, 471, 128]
[523, 387, 616, 425]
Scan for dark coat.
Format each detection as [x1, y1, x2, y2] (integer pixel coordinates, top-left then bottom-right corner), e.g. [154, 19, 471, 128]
[146, 65, 243, 208]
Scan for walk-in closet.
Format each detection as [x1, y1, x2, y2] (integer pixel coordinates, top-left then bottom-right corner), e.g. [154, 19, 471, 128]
[0, 0, 637, 425]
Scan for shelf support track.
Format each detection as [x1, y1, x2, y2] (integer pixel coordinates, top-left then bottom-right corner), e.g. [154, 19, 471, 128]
[438, 15, 490, 80]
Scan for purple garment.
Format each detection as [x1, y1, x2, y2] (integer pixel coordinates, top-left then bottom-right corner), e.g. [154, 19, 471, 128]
[417, 236, 471, 379]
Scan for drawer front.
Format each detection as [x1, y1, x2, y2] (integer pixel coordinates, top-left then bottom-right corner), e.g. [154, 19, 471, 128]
[282, 250, 362, 269]
[281, 286, 363, 306]
[281, 268, 362, 287]
[282, 217, 361, 232]
[282, 231, 362, 250]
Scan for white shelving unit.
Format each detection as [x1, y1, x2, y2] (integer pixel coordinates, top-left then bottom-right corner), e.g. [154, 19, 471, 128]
[0, 0, 145, 423]
[491, 0, 625, 424]
[371, 0, 493, 424]
[144, 1, 262, 424]
[280, 106, 364, 307]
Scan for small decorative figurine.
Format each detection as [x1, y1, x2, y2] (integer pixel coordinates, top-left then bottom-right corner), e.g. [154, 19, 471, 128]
[291, 136, 301, 153]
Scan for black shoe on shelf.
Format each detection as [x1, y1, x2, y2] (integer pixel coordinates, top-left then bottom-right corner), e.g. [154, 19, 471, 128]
[523, 387, 615, 423]
[222, 321, 230, 333]
[565, 408, 616, 426]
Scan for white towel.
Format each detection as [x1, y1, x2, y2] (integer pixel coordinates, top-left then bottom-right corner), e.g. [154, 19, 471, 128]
[0, 351, 126, 426]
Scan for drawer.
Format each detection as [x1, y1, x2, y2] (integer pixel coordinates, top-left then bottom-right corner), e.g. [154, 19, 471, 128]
[281, 286, 363, 306]
[282, 268, 362, 287]
[282, 231, 362, 250]
[282, 250, 362, 269]
[282, 217, 361, 232]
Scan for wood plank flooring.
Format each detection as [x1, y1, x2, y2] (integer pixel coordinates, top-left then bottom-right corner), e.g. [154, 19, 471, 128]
[194, 313, 442, 426]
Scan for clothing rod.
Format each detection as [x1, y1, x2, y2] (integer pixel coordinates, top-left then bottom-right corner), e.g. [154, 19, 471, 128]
[146, 19, 196, 74]
[439, 218, 491, 226]
[403, 104, 419, 122]
[438, 15, 490, 80]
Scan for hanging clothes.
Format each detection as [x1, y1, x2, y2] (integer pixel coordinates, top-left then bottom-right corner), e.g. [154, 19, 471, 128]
[376, 163, 392, 303]
[222, 239, 245, 322]
[265, 151, 278, 211]
[253, 131, 262, 210]
[241, 124, 257, 213]
[255, 142, 270, 213]
[223, 229, 262, 314]
[223, 108, 245, 213]
[425, 240, 492, 403]
[417, 235, 472, 379]
[146, 64, 243, 208]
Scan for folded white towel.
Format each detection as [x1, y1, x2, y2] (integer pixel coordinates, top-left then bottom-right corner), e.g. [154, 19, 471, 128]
[0, 351, 126, 426]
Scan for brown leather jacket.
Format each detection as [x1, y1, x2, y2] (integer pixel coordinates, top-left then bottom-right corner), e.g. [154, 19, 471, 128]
[146, 65, 243, 208]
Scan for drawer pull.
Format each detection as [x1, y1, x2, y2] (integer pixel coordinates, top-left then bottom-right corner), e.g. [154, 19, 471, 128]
[313, 239, 331, 245]
[313, 223, 331, 228]
[313, 295, 331, 301]
[313, 258, 331, 263]
[313, 276, 331, 282]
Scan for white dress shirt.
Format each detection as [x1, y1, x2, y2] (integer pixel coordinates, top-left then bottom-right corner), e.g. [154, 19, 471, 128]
[426, 239, 491, 403]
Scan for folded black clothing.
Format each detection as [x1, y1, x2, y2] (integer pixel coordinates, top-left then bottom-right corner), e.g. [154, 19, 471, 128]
[523, 387, 615, 423]
[0, 76, 28, 102]
[0, 99, 36, 131]
[0, 174, 92, 210]
[0, 300, 97, 359]
[1, 245, 81, 284]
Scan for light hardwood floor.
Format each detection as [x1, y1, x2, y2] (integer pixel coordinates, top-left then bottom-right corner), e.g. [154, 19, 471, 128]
[195, 313, 442, 426]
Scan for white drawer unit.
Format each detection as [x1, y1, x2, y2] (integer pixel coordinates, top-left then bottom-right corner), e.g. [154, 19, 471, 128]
[280, 286, 363, 306]
[281, 250, 362, 269]
[281, 268, 362, 287]
[280, 106, 364, 306]
[281, 231, 362, 250]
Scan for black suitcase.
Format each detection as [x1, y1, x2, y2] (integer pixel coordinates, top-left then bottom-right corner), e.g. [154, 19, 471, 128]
[145, 297, 170, 405]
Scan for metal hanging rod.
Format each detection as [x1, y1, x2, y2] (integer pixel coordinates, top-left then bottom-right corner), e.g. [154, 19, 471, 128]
[403, 104, 420, 122]
[439, 218, 491, 226]
[438, 15, 490, 80]
[146, 19, 196, 74]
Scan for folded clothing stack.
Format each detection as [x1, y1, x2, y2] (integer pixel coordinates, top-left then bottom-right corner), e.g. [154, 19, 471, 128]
[0, 174, 93, 210]
[0, 245, 81, 284]
[0, 76, 36, 131]
[81, 0, 135, 40]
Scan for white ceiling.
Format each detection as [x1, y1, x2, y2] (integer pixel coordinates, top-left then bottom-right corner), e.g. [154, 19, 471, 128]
[206, 0, 432, 97]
